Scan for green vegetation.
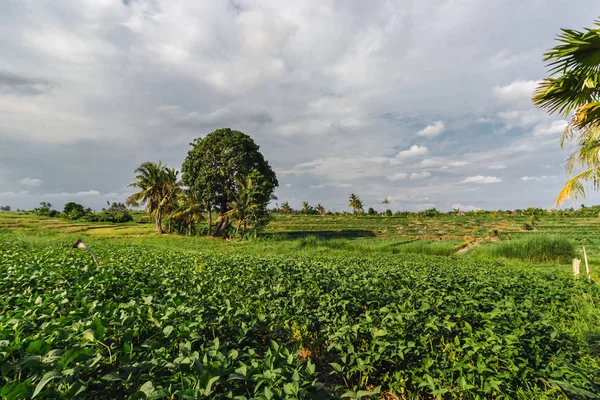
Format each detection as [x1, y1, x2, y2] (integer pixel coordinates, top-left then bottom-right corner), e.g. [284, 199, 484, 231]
[534, 18, 600, 206]
[1, 212, 600, 398]
[472, 236, 576, 263]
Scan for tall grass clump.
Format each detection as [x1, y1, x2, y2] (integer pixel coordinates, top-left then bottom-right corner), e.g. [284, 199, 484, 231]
[474, 235, 575, 263]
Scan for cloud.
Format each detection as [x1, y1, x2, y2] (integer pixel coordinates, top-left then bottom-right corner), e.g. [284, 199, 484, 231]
[533, 120, 567, 136]
[451, 203, 481, 212]
[310, 182, 352, 189]
[387, 171, 431, 181]
[387, 172, 409, 181]
[409, 171, 431, 180]
[19, 177, 44, 187]
[1, 0, 598, 211]
[520, 175, 555, 181]
[391, 145, 428, 165]
[488, 164, 507, 170]
[461, 175, 502, 184]
[285, 183, 291, 187]
[0, 71, 52, 96]
[417, 121, 445, 137]
[493, 80, 539, 105]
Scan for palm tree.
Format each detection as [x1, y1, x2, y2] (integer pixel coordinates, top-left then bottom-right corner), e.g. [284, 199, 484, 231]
[349, 193, 364, 214]
[170, 190, 205, 236]
[315, 203, 325, 215]
[533, 19, 600, 206]
[382, 197, 390, 211]
[301, 201, 312, 215]
[161, 167, 182, 233]
[126, 161, 178, 233]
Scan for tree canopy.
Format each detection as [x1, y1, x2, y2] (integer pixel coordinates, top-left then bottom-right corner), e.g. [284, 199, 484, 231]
[181, 128, 278, 236]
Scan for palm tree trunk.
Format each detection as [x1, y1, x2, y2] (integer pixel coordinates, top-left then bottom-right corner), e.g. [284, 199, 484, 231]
[155, 212, 163, 234]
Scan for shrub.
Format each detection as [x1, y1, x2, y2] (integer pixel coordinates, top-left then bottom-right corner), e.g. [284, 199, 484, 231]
[367, 207, 377, 215]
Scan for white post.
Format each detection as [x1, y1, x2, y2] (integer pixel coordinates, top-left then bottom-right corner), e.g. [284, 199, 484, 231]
[573, 258, 580, 276]
[583, 247, 591, 280]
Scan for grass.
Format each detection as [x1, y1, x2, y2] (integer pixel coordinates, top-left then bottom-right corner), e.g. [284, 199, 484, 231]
[472, 235, 576, 263]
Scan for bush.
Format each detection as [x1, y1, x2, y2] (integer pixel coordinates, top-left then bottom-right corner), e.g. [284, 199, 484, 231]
[385, 209, 392, 216]
[367, 207, 377, 215]
[473, 235, 575, 263]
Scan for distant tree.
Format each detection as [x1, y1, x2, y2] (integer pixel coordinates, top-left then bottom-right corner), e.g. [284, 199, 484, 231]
[315, 203, 325, 215]
[280, 201, 294, 215]
[385, 209, 392, 216]
[367, 207, 377, 215]
[34, 202, 58, 217]
[181, 128, 278, 237]
[63, 202, 86, 220]
[126, 161, 179, 234]
[533, 19, 600, 206]
[301, 201, 314, 215]
[349, 193, 364, 214]
[105, 201, 128, 213]
[382, 197, 390, 212]
[0, 205, 10, 212]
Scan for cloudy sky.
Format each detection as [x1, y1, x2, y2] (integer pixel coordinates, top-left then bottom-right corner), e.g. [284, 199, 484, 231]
[1, 0, 599, 212]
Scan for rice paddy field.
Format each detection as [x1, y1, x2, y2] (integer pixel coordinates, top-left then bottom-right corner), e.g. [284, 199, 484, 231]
[1, 211, 600, 399]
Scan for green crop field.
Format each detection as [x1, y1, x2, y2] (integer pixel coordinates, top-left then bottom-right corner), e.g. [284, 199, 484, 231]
[1, 212, 600, 399]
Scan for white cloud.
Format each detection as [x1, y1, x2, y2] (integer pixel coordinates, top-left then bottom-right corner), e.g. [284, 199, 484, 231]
[387, 171, 431, 181]
[451, 203, 481, 212]
[533, 120, 567, 136]
[448, 161, 469, 167]
[409, 171, 431, 180]
[285, 183, 292, 187]
[488, 164, 507, 170]
[493, 80, 539, 105]
[310, 182, 352, 189]
[461, 175, 502, 184]
[520, 175, 555, 181]
[391, 145, 428, 165]
[19, 177, 44, 187]
[417, 121, 445, 137]
[387, 172, 409, 181]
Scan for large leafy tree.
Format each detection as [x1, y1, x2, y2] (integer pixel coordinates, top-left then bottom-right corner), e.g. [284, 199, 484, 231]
[126, 161, 179, 233]
[533, 19, 600, 206]
[181, 128, 278, 237]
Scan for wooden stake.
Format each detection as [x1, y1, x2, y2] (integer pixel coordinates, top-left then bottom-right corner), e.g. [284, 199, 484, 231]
[583, 246, 591, 280]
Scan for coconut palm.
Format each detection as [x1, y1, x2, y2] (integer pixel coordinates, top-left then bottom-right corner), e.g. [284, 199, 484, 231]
[382, 197, 390, 211]
[126, 161, 179, 233]
[170, 190, 205, 236]
[349, 193, 364, 214]
[315, 203, 325, 215]
[533, 19, 600, 206]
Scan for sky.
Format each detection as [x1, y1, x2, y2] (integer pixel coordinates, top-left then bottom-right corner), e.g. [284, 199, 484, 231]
[1, 0, 600, 212]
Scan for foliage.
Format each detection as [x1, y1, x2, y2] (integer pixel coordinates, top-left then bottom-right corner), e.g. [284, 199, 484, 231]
[279, 201, 294, 215]
[63, 202, 86, 220]
[348, 194, 363, 214]
[315, 204, 325, 215]
[181, 128, 278, 237]
[533, 19, 600, 206]
[0, 205, 10, 212]
[367, 207, 377, 216]
[1, 238, 599, 398]
[126, 161, 180, 234]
